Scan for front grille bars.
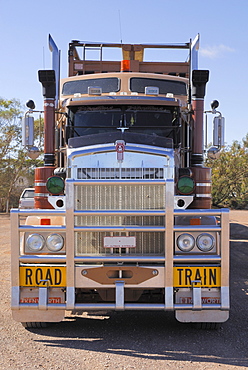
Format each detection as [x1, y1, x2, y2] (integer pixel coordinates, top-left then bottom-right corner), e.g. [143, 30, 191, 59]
[65, 177, 174, 309]
[11, 189, 229, 312]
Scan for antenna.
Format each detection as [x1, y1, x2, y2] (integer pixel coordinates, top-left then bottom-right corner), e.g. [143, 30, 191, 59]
[118, 10, 123, 44]
[43, 46, 45, 69]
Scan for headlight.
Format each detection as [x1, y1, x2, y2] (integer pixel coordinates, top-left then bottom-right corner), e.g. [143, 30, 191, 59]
[196, 233, 215, 252]
[177, 233, 195, 252]
[26, 234, 45, 251]
[46, 234, 64, 252]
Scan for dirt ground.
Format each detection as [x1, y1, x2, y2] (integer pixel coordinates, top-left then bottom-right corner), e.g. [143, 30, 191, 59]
[0, 211, 247, 369]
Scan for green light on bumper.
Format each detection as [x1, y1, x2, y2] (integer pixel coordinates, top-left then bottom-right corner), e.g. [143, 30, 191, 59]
[177, 176, 195, 195]
[46, 176, 65, 195]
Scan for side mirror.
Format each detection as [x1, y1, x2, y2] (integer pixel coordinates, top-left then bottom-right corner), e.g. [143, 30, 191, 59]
[207, 146, 221, 160]
[22, 115, 34, 147]
[211, 100, 219, 111]
[213, 116, 225, 147]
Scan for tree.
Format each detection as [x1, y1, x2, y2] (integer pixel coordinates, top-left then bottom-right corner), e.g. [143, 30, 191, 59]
[206, 136, 248, 209]
[0, 98, 43, 211]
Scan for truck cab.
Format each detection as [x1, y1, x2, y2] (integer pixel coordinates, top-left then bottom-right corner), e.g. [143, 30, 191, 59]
[11, 37, 229, 329]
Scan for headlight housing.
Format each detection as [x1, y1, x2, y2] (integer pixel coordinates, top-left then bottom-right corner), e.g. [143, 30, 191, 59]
[196, 233, 215, 252]
[26, 234, 45, 251]
[46, 233, 64, 252]
[177, 233, 195, 252]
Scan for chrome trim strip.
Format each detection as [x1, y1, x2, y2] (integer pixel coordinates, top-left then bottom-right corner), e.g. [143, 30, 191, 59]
[19, 226, 66, 232]
[74, 226, 165, 232]
[192, 285, 202, 310]
[221, 210, 230, 309]
[174, 208, 229, 216]
[19, 255, 222, 263]
[69, 179, 166, 185]
[66, 287, 75, 310]
[39, 287, 48, 310]
[74, 210, 165, 216]
[116, 281, 125, 310]
[17, 303, 223, 310]
[11, 211, 19, 308]
[165, 178, 174, 309]
[221, 286, 230, 310]
[17, 209, 65, 216]
[68, 142, 174, 162]
[66, 180, 76, 310]
[11, 286, 20, 309]
[174, 225, 221, 232]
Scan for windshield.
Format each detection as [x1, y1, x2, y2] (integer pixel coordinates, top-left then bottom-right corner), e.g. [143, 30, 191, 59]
[67, 105, 180, 144]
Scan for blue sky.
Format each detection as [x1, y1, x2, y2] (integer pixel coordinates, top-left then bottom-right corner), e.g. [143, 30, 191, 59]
[1, 0, 247, 145]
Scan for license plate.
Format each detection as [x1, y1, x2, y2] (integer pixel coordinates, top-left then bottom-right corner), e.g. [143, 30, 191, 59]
[20, 266, 66, 287]
[173, 266, 221, 287]
[104, 236, 136, 248]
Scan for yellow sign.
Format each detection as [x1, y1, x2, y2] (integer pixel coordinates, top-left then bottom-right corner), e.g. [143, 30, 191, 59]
[173, 266, 221, 287]
[20, 266, 66, 287]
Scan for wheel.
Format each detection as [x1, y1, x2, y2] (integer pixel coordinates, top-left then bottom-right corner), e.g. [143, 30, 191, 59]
[22, 322, 48, 328]
[195, 322, 222, 330]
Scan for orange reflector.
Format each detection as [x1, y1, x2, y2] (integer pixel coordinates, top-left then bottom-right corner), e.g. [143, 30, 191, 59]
[190, 218, 201, 225]
[40, 219, 51, 225]
[121, 60, 130, 72]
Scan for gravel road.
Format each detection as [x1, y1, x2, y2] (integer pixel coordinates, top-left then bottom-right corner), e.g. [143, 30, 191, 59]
[0, 211, 247, 369]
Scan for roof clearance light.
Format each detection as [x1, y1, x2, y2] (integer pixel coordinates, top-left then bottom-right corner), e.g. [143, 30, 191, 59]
[177, 176, 195, 195]
[46, 176, 65, 195]
[166, 93, 174, 98]
[145, 86, 159, 96]
[88, 87, 102, 95]
[121, 60, 130, 72]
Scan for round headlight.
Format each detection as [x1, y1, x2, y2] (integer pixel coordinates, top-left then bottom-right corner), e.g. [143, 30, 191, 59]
[46, 234, 64, 252]
[177, 233, 195, 252]
[26, 234, 45, 251]
[196, 233, 215, 252]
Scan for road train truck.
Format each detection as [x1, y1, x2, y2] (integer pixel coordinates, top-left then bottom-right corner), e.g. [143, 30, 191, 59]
[11, 35, 229, 328]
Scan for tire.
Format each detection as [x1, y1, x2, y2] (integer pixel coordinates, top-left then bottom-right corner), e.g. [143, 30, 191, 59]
[194, 322, 222, 330]
[22, 322, 48, 328]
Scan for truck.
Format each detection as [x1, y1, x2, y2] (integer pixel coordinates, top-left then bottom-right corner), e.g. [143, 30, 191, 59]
[11, 34, 229, 329]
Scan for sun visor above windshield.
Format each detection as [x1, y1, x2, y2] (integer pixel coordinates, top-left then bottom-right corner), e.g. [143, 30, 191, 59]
[68, 132, 173, 149]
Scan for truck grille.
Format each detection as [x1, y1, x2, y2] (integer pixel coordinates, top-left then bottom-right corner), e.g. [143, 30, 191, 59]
[75, 184, 165, 210]
[77, 167, 164, 180]
[75, 231, 164, 255]
[74, 183, 165, 255]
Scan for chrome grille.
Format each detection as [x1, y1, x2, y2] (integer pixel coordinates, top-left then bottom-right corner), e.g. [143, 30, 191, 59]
[75, 231, 164, 255]
[75, 215, 164, 226]
[77, 167, 164, 179]
[74, 181, 166, 255]
[75, 184, 165, 210]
